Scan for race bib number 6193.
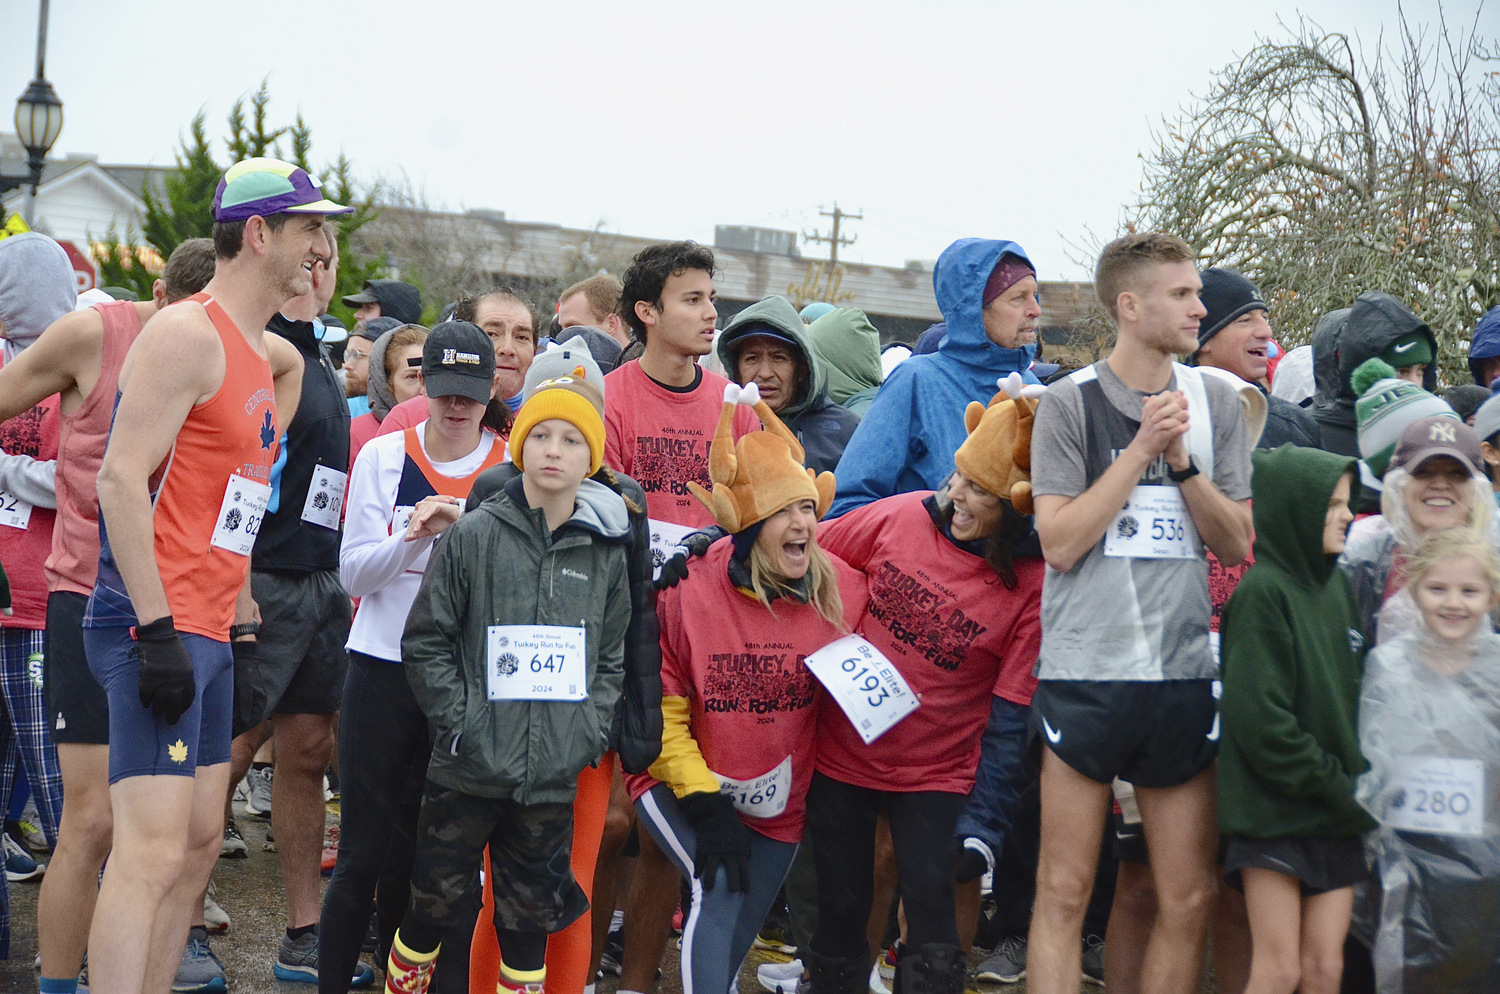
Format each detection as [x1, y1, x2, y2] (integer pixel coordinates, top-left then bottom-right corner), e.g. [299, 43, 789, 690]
[804, 634, 919, 745]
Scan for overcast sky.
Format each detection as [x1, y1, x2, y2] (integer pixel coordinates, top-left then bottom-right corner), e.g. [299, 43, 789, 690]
[1, 0, 1487, 280]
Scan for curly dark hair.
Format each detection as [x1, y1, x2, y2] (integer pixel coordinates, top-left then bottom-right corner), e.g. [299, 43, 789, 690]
[618, 241, 717, 343]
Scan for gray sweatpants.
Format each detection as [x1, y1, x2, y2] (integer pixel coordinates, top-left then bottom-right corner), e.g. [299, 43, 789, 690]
[635, 783, 798, 994]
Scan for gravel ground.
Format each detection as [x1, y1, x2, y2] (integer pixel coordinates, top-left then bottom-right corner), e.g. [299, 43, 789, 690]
[0, 800, 1219, 993]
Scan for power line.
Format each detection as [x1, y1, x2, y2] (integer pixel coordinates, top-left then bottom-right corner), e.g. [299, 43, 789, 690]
[802, 202, 863, 265]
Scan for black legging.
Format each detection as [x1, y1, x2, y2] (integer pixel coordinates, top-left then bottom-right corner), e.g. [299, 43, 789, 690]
[806, 772, 969, 957]
[318, 651, 474, 994]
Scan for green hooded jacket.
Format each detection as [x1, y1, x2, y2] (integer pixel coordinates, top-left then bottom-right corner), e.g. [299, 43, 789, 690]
[401, 475, 632, 804]
[1218, 444, 1378, 839]
[717, 296, 861, 474]
[806, 307, 883, 407]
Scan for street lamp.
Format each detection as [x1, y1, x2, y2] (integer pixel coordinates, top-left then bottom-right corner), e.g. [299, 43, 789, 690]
[1, 1, 63, 198]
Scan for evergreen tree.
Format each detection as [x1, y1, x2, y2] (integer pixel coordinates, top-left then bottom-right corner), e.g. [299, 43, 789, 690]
[95, 79, 382, 309]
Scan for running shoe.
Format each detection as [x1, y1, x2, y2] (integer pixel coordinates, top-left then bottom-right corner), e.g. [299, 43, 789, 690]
[204, 882, 231, 934]
[220, 819, 248, 859]
[172, 927, 227, 992]
[868, 961, 889, 994]
[597, 924, 624, 976]
[1081, 934, 1105, 986]
[757, 958, 805, 994]
[321, 824, 340, 875]
[244, 765, 273, 818]
[4, 832, 44, 881]
[877, 942, 900, 983]
[753, 922, 797, 956]
[12, 808, 50, 852]
[274, 929, 375, 987]
[264, 821, 276, 853]
[974, 935, 1026, 984]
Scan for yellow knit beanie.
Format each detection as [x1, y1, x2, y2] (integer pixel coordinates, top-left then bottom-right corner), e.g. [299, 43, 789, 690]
[952, 372, 1045, 514]
[509, 369, 606, 475]
[687, 382, 835, 533]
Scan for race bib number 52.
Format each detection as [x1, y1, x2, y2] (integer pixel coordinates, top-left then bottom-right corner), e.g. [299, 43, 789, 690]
[804, 635, 919, 744]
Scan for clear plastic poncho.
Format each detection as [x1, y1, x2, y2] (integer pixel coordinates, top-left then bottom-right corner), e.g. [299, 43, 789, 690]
[1355, 629, 1500, 993]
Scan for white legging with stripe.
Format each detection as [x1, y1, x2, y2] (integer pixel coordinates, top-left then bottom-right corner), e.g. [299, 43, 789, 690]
[635, 783, 798, 994]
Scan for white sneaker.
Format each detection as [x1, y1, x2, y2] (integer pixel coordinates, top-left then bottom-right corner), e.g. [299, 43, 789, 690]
[868, 962, 889, 994]
[757, 959, 805, 994]
[204, 881, 231, 934]
[243, 766, 273, 818]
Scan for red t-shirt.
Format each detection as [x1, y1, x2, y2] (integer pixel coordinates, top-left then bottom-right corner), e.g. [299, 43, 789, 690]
[816, 491, 1044, 794]
[627, 539, 869, 842]
[603, 360, 760, 528]
[0, 358, 59, 630]
[375, 395, 429, 439]
[349, 411, 381, 474]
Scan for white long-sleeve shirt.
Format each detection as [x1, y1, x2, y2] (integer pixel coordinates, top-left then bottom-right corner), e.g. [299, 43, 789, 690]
[340, 422, 497, 662]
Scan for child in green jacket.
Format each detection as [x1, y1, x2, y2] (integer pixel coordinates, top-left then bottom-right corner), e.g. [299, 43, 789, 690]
[1219, 444, 1377, 994]
[386, 369, 633, 994]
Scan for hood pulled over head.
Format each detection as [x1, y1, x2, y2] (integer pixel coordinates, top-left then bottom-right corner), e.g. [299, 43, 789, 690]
[1251, 444, 1360, 587]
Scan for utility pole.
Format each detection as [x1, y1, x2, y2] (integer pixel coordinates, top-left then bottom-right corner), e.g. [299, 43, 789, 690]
[803, 202, 863, 265]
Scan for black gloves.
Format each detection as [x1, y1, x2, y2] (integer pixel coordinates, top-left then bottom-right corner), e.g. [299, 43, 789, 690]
[952, 837, 994, 884]
[654, 528, 718, 590]
[134, 615, 196, 725]
[231, 640, 268, 738]
[678, 790, 752, 893]
[0, 559, 10, 616]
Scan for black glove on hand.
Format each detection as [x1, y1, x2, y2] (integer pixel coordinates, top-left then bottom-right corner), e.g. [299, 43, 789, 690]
[654, 529, 718, 590]
[134, 615, 196, 725]
[678, 790, 752, 893]
[231, 640, 268, 739]
[0, 559, 10, 616]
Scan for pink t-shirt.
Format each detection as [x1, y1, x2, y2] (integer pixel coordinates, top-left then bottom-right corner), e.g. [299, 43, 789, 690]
[0, 365, 59, 629]
[627, 539, 869, 842]
[816, 491, 1043, 794]
[603, 360, 760, 528]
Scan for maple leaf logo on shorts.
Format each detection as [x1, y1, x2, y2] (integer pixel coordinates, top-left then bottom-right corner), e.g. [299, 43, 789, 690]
[168, 739, 189, 764]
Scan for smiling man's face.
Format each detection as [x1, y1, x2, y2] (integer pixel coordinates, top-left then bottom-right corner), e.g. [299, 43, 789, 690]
[1197, 307, 1272, 383]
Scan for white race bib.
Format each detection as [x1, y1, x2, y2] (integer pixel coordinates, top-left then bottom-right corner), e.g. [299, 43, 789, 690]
[487, 624, 587, 701]
[1104, 485, 1200, 560]
[804, 634, 919, 745]
[300, 464, 348, 530]
[648, 518, 696, 581]
[210, 473, 271, 556]
[714, 755, 792, 819]
[1385, 756, 1484, 837]
[0, 487, 32, 530]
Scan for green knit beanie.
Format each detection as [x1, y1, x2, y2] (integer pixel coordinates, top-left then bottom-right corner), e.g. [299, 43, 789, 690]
[1353, 357, 1456, 478]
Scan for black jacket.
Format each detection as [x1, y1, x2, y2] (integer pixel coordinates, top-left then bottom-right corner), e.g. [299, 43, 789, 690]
[252, 315, 351, 572]
[1313, 295, 1437, 459]
[1260, 393, 1322, 450]
[466, 462, 663, 774]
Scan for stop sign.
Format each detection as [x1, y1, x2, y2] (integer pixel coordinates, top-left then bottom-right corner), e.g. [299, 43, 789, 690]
[58, 240, 97, 293]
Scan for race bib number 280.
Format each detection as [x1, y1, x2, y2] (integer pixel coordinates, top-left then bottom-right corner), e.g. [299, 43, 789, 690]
[1385, 756, 1484, 837]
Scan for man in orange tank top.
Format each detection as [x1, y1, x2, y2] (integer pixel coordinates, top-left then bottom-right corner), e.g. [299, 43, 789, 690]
[0, 238, 217, 993]
[81, 158, 349, 994]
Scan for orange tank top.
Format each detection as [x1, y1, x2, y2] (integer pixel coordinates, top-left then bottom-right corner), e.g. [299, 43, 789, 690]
[86, 293, 278, 640]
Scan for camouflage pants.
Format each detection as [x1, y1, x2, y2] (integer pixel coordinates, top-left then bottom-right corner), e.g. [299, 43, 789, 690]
[408, 783, 589, 937]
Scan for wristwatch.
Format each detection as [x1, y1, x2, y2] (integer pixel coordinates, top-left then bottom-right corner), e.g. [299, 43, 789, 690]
[230, 622, 260, 640]
[1167, 457, 1200, 484]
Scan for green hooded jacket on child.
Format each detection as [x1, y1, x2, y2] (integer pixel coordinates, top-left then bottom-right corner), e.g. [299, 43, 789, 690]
[1218, 444, 1378, 839]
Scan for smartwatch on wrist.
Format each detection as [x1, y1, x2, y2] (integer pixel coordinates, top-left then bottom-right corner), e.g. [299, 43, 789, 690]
[1167, 457, 1200, 484]
[230, 622, 260, 640]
